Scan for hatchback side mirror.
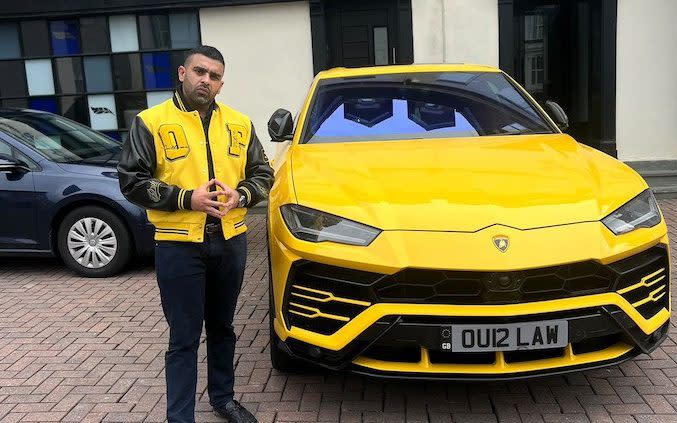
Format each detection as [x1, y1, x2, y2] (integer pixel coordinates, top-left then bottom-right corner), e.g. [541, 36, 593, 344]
[268, 109, 294, 142]
[544, 100, 569, 131]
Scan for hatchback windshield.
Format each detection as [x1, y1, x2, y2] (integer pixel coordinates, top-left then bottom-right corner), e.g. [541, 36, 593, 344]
[302, 71, 555, 144]
[0, 113, 121, 164]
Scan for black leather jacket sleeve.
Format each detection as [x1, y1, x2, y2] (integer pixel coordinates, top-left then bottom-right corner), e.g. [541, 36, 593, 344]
[117, 116, 192, 211]
[236, 124, 274, 207]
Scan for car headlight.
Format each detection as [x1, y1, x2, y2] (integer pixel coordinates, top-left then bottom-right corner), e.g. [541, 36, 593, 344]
[280, 204, 381, 246]
[602, 189, 661, 235]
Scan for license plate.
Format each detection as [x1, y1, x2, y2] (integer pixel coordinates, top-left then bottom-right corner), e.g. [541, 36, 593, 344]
[440, 320, 568, 353]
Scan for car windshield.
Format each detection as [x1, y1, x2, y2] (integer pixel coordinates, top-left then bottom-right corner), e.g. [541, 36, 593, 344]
[301, 71, 555, 144]
[0, 113, 121, 164]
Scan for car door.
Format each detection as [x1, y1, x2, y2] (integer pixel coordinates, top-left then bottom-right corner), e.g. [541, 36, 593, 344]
[0, 139, 40, 250]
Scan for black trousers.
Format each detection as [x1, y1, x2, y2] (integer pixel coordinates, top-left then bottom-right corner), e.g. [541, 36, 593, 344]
[155, 231, 246, 423]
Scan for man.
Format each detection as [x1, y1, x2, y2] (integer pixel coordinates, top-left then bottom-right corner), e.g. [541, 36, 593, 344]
[118, 45, 273, 423]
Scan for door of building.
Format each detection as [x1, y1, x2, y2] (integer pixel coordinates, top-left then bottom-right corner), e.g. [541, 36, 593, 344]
[310, 0, 413, 73]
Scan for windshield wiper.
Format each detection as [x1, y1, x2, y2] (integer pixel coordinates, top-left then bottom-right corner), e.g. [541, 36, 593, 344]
[492, 129, 551, 136]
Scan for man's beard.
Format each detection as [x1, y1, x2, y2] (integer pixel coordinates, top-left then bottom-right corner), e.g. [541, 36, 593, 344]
[187, 86, 212, 107]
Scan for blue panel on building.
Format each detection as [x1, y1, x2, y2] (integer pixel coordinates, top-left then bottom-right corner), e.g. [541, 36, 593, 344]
[28, 97, 58, 114]
[50, 21, 81, 55]
[142, 52, 172, 90]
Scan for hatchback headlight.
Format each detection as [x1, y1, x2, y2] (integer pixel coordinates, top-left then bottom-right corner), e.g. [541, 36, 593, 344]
[602, 189, 661, 235]
[280, 204, 381, 246]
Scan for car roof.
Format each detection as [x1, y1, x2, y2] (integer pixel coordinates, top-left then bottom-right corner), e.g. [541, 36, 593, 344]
[0, 108, 52, 118]
[315, 63, 502, 80]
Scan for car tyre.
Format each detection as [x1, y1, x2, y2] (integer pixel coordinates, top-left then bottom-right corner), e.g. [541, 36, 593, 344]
[57, 206, 133, 278]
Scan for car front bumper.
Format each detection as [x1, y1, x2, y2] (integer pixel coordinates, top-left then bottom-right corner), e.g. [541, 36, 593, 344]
[268, 210, 671, 379]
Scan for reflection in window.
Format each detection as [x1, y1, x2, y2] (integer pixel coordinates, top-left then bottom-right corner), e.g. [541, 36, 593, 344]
[25, 59, 55, 96]
[139, 15, 171, 50]
[84, 56, 113, 92]
[80, 17, 110, 54]
[112, 54, 144, 91]
[523, 15, 546, 94]
[109, 15, 139, 52]
[170, 50, 190, 83]
[115, 93, 146, 129]
[0, 61, 27, 97]
[60, 96, 88, 124]
[20, 21, 50, 57]
[55, 57, 85, 94]
[142, 52, 172, 89]
[146, 91, 172, 108]
[2, 98, 28, 108]
[305, 72, 552, 144]
[169, 13, 199, 48]
[28, 97, 58, 114]
[314, 100, 476, 142]
[525, 15, 544, 41]
[0, 23, 21, 59]
[373, 27, 388, 65]
[50, 21, 81, 55]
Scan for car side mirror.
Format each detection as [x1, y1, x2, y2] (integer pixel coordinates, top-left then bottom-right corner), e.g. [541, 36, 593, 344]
[268, 109, 294, 142]
[0, 155, 29, 173]
[544, 100, 569, 131]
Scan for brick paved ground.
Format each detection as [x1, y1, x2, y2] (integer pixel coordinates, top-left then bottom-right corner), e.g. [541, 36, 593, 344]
[1, 202, 677, 423]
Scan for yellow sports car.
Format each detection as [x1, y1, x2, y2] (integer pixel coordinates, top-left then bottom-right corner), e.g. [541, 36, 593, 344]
[265, 64, 670, 379]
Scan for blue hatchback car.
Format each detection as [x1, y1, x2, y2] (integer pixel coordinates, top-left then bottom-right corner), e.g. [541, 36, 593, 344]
[0, 108, 154, 277]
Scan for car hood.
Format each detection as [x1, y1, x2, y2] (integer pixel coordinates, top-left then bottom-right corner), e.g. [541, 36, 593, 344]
[290, 134, 648, 232]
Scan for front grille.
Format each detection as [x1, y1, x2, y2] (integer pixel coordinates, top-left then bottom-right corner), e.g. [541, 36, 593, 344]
[372, 262, 618, 304]
[611, 246, 670, 320]
[284, 262, 374, 335]
[283, 246, 669, 335]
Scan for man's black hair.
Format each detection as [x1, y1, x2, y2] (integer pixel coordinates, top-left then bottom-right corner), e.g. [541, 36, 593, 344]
[184, 45, 225, 66]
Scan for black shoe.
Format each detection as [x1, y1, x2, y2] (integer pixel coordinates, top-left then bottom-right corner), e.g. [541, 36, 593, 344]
[213, 399, 257, 423]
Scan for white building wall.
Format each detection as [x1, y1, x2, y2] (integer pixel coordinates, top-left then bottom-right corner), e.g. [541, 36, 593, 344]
[199, 1, 314, 157]
[616, 0, 677, 161]
[412, 0, 498, 66]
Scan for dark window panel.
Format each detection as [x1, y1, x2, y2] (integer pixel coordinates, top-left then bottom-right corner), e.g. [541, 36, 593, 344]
[112, 53, 144, 91]
[80, 17, 110, 54]
[50, 20, 81, 55]
[60, 95, 88, 125]
[2, 98, 28, 108]
[84, 56, 113, 92]
[20, 21, 50, 57]
[170, 50, 190, 84]
[102, 131, 121, 141]
[142, 52, 172, 90]
[169, 13, 199, 48]
[28, 97, 58, 114]
[54, 57, 85, 94]
[138, 15, 171, 50]
[0, 61, 28, 97]
[115, 92, 146, 129]
[0, 23, 21, 59]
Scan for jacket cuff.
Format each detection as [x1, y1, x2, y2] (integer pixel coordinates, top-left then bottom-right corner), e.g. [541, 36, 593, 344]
[178, 189, 193, 210]
[236, 187, 251, 207]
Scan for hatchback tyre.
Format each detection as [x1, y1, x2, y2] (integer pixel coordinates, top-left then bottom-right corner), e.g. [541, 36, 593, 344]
[57, 206, 133, 277]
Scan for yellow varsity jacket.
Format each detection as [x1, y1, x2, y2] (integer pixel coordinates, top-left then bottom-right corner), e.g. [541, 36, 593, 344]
[117, 89, 274, 242]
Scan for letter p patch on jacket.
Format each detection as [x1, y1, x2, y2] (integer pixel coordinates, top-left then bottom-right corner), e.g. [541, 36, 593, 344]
[226, 124, 247, 157]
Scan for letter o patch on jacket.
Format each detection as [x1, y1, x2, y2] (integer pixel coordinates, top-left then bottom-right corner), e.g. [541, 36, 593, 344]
[158, 124, 190, 161]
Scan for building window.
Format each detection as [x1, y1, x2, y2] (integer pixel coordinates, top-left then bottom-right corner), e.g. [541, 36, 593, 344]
[525, 15, 544, 41]
[530, 55, 544, 85]
[0, 12, 200, 139]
